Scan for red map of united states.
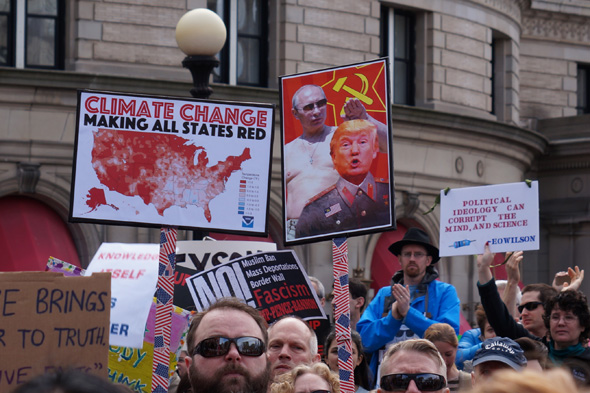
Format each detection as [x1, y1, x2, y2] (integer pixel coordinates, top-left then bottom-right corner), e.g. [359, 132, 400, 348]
[87, 128, 251, 221]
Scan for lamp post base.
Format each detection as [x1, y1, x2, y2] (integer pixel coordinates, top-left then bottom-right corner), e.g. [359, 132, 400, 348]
[181, 55, 220, 99]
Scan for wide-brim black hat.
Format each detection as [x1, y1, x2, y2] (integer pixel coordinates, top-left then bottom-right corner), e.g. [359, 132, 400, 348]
[388, 227, 440, 263]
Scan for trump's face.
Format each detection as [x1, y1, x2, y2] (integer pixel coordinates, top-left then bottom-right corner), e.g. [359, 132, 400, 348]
[331, 128, 377, 185]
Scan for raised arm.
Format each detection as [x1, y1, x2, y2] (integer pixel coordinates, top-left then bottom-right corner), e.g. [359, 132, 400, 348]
[502, 251, 523, 318]
[342, 98, 389, 152]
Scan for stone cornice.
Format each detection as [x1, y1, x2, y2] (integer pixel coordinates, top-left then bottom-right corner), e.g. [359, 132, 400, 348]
[469, 0, 530, 23]
[522, 9, 590, 43]
[0, 67, 280, 107]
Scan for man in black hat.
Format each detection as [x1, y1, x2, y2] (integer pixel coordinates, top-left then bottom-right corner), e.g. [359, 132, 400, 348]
[357, 227, 461, 380]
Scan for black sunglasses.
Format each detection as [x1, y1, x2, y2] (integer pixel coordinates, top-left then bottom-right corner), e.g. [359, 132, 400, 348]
[517, 301, 543, 314]
[380, 373, 446, 392]
[192, 336, 265, 358]
[297, 98, 328, 113]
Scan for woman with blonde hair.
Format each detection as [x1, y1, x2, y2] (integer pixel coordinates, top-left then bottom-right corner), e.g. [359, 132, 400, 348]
[425, 323, 472, 391]
[270, 362, 340, 393]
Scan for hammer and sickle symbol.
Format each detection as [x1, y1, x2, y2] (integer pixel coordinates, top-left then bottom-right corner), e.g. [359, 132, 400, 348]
[333, 73, 374, 105]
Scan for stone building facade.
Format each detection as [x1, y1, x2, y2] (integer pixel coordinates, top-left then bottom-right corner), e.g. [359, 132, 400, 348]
[1, 0, 590, 321]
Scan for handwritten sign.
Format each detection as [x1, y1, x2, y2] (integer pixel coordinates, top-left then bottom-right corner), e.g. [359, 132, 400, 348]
[439, 181, 539, 256]
[186, 250, 326, 324]
[86, 243, 159, 348]
[0, 272, 110, 391]
[174, 240, 276, 310]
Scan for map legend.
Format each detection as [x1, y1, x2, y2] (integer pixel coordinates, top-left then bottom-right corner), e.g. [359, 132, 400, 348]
[239, 180, 246, 214]
[238, 174, 261, 219]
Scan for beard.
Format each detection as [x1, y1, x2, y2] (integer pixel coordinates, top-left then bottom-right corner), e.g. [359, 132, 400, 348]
[188, 360, 271, 393]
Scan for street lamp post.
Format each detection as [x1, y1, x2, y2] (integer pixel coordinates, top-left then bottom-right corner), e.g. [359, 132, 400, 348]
[175, 8, 227, 99]
[175, 8, 227, 240]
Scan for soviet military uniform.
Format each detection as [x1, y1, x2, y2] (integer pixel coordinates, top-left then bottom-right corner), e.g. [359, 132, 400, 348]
[295, 173, 390, 238]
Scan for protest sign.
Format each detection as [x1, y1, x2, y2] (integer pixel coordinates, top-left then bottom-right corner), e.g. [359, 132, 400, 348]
[280, 58, 395, 245]
[186, 250, 326, 324]
[70, 90, 274, 236]
[174, 240, 276, 310]
[86, 243, 159, 348]
[108, 301, 191, 393]
[439, 181, 539, 256]
[0, 272, 110, 391]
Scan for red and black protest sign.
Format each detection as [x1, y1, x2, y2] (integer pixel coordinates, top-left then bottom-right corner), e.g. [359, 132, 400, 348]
[185, 250, 326, 324]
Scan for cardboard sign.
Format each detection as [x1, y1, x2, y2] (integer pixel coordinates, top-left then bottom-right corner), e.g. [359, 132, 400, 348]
[86, 243, 159, 348]
[280, 58, 395, 245]
[439, 181, 539, 256]
[186, 250, 326, 324]
[174, 240, 276, 310]
[70, 90, 275, 236]
[108, 301, 191, 393]
[0, 272, 110, 391]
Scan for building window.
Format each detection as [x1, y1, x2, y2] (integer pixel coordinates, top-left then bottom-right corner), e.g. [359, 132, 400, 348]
[380, 6, 415, 106]
[208, 0, 268, 87]
[577, 64, 590, 114]
[0, 0, 64, 69]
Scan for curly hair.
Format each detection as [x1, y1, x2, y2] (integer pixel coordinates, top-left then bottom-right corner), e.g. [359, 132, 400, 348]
[543, 290, 590, 343]
[269, 362, 340, 393]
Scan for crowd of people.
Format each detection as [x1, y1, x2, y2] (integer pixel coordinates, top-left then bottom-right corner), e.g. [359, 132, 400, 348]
[13, 227, 590, 393]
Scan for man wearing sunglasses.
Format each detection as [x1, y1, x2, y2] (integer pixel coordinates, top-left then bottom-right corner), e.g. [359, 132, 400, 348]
[185, 297, 271, 393]
[379, 339, 449, 393]
[477, 243, 557, 340]
[284, 84, 388, 240]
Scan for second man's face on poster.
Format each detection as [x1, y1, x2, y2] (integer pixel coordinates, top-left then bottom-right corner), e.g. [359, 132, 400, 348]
[330, 128, 378, 185]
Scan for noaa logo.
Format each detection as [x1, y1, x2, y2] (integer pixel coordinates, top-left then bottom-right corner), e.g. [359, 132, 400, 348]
[242, 216, 254, 228]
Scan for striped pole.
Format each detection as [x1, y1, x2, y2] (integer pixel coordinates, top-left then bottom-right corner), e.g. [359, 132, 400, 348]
[151, 227, 177, 393]
[332, 237, 354, 393]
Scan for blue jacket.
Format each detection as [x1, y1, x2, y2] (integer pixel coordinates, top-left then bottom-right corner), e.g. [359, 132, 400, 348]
[456, 328, 482, 369]
[357, 268, 460, 378]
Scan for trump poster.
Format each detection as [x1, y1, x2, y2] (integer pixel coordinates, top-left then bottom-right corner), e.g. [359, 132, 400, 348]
[280, 59, 395, 245]
[70, 90, 274, 236]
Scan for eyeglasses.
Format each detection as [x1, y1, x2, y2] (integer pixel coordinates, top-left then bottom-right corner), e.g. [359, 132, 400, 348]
[550, 313, 578, 324]
[517, 301, 543, 314]
[401, 251, 427, 259]
[192, 336, 265, 358]
[296, 98, 327, 113]
[380, 373, 446, 392]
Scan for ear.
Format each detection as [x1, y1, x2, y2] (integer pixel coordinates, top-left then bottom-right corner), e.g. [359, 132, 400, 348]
[356, 296, 365, 310]
[185, 353, 192, 370]
[292, 107, 300, 119]
[426, 255, 433, 266]
[312, 353, 321, 363]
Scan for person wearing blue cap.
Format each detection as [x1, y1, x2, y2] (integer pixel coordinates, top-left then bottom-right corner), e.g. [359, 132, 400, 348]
[357, 227, 461, 383]
[471, 337, 527, 385]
